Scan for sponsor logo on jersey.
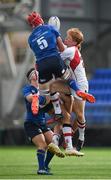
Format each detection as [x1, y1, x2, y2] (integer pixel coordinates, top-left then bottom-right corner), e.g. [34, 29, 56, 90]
[32, 90, 36, 94]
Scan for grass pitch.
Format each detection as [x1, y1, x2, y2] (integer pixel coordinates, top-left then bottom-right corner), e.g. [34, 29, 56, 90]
[0, 146, 111, 179]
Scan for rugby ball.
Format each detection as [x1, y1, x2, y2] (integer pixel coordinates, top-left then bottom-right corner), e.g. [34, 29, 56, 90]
[48, 16, 60, 31]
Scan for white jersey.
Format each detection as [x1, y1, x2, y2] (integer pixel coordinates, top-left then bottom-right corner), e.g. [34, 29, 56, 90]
[61, 46, 88, 98]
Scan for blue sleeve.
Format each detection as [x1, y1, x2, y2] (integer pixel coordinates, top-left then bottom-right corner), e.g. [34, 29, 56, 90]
[39, 96, 46, 106]
[49, 25, 60, 38]
[22, 85, 31, 98]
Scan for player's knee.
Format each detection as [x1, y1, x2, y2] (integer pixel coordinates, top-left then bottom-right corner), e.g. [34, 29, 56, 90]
[38, 142, 48, 150]
[50, 82, 57, 92]
[63, 113, 71, 124]
[77, 112, 84, 121]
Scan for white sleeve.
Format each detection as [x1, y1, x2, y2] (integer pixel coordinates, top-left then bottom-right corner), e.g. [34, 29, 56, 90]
[60, 47, 76, 61]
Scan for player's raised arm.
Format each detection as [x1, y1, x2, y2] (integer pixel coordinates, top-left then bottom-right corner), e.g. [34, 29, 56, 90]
[57, 36, 65, 52]
[48, 16, 65, 52]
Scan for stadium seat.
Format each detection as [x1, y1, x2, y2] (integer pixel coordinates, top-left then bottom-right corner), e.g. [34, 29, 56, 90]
[86, 68, 111, 126]
[93, 69, 111, 79]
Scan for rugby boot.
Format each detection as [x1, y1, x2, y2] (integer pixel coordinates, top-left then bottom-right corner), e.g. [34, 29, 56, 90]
[76, 90, 96, 103]
[65, 148, 84, 157]
[37, 169, 53, 175]
[45, 166, 51, 172]
[31, 94, 39, 114]
[48, 143, 65, 158]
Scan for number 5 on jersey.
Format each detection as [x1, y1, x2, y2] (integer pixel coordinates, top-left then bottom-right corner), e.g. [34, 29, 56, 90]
[37, 37, 48, 50]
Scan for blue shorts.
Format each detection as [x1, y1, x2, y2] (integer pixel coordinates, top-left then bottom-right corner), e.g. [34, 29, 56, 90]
[24, 121, 51, 141]
[36, 55, 67, 83]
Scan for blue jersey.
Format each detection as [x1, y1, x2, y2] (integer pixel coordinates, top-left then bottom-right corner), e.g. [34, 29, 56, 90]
[28, 24, 60, 62]
[22, 85, 46, 125]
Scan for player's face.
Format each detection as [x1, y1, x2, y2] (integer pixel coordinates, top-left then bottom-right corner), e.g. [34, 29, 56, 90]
[64, 34, 77, 47]
[30, 71, 39, 85]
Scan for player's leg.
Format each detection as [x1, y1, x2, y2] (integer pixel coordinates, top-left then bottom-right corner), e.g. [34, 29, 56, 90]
[71, 76, 89, 151]
[50, 79, 71, 118]
[37, 58, 65, 117]
[32, 134, 47, 170]
[50, 79, 95, 120]
[49, 92, 72, 151]
[60, 95, 84, 156]
[71, 101, 78, 134]
[47, 129, 65, 158]
[47, 90, 84, 156]
[61, 67, 95, 103]
[49, 56, 71, 117]
[24, 121, 52, 175]
[72, 98, 86, 151]
[42, 104, 65, 158]
[40, 129, 54, 171]
[49, 93, 84, 156]
[32, 134, 52, 175]
[39, 80, 53, 97]
[51, 122, 62, 146]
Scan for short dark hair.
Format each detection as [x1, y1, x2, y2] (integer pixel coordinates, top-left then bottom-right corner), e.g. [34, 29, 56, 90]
[26, 68, 35, 80]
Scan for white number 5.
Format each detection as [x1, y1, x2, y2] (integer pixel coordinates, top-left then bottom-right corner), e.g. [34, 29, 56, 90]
[37, 37, 48, 49]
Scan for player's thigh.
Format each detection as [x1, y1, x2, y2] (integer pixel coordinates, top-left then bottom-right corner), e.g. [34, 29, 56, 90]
[24, 121, 47, 149]
[60, 93, 73, 113]
[44, 130, 53, 145]
[32, 134, 47, 149]
[37, 60, 53, 83]
[72, 118, 78, 133]
[39, 79, 54, 92]
[52, 56, 67, 78]
[61, 104, 71, 124]
[39, 72, 53, 84]
[41, 125, 53, 144]
[74, 98, 85, 119]
[50, 79, 71, 94]
[72, 100, 76, 113]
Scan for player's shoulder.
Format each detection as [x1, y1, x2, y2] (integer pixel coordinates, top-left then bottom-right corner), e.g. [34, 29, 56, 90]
[68, 46, 76, 51]
[43, 24, 55, 30]
[22, 84, 30, 92]
[22, 85, 31, 97]
[74, 46, 81, 56]
[39, 24, 50, 29]
[28, 27, 38, 40]
[69, 46, 80, 54]
[65, 46, 75, 54]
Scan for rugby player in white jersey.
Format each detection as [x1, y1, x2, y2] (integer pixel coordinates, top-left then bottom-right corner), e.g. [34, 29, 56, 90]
[62, 28, 90, 150]
[47, 17, 95, 155]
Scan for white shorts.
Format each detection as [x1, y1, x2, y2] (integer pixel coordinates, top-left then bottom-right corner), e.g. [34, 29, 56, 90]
[70, 61, 89, 100]
[71, 82, 89, 100]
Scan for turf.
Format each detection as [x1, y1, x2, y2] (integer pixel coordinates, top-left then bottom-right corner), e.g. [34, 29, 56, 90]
[0, 146, 111, 179]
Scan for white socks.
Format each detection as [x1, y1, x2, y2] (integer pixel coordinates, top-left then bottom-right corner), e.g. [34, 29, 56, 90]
[50, 92, 62, 114]
[52, 134, 60, 146]
[62, 124, 73, 150]
[77, 120, 86, 141]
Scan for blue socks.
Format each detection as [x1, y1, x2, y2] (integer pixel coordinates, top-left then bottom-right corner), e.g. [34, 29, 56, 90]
[45, 150, 54, 169]
[37, 149, 45, 170]
[37, 149, 54, 170]
[68, 79, 79, 91]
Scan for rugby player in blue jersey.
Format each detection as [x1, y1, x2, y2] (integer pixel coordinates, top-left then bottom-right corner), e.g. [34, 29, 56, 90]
[22, 68, 65, 175]
[26, 12, 93, 120]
